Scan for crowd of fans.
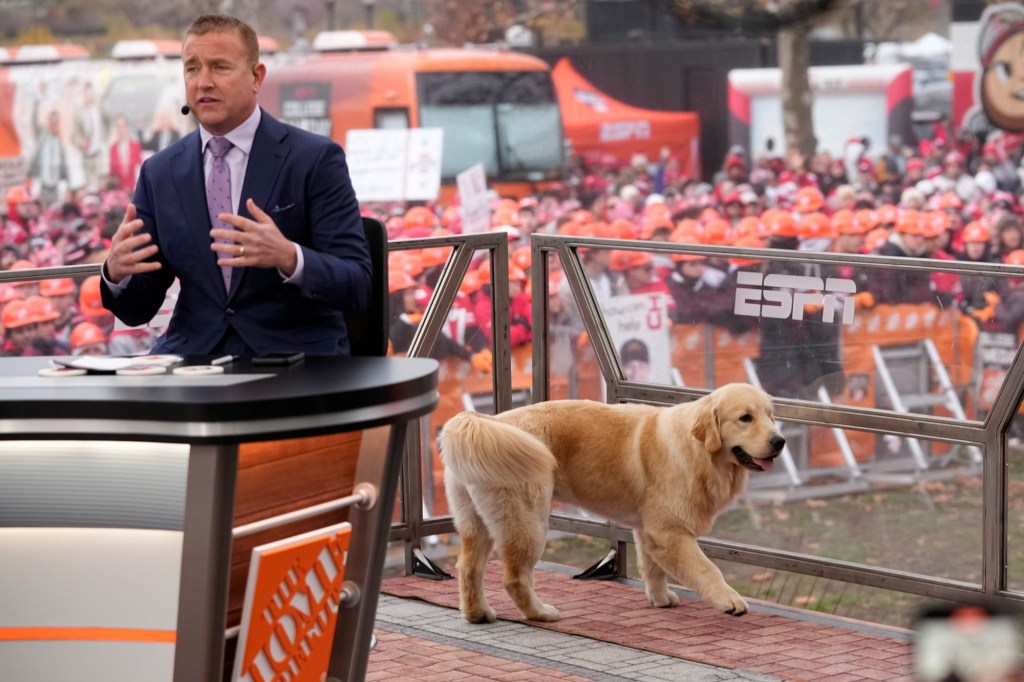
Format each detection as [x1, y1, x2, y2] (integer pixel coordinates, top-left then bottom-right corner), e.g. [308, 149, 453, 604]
[376, 130, 1024, 385]
[5, 126, 1024, 373]
[0, 180, 165, 357]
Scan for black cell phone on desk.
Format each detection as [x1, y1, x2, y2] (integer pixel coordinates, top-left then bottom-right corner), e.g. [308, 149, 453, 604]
[251, 351, 305, 366]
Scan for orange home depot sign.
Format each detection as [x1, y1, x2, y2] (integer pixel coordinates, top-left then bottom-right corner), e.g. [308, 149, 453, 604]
[233, 522, 352, 682]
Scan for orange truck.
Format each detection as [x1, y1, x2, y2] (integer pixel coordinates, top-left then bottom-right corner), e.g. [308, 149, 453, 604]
[0, 33, 570, 201]
[258, 31, 568, 200]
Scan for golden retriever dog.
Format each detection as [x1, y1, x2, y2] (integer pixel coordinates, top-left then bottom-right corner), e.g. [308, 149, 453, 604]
[439, 383, 785, 624]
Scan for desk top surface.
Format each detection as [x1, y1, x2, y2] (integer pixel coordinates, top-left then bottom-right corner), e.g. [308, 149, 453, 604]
[0, 356, 439, 443]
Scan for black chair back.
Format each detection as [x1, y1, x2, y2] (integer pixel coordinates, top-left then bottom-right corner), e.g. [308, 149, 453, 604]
[347, 216, 389, 357]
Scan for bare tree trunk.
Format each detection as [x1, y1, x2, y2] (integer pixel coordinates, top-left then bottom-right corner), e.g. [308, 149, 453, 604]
[778, 23, 815, 169]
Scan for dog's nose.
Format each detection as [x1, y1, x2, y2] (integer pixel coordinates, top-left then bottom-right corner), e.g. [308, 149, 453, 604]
[770, 435, 786, 452]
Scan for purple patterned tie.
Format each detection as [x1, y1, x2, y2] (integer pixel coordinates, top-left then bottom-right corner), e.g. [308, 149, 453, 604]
[207, 136, 234, 289]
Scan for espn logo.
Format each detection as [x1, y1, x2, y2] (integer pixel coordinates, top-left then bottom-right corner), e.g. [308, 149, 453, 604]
[734, 272, 857, 325]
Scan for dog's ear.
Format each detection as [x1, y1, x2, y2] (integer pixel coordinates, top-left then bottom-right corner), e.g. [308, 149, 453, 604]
[690, 398, 722, 452]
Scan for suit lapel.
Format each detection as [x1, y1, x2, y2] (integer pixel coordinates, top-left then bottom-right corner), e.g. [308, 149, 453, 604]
[229, 111, 290, 298]
[173, 132, 225, 297]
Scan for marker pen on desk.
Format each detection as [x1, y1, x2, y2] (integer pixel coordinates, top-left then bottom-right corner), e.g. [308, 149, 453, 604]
[210, 354, 239, 366]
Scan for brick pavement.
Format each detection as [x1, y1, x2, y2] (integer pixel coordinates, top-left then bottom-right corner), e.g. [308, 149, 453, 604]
[377, 562, 916, 682]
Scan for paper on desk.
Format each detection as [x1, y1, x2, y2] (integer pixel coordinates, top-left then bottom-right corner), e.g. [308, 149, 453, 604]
[52, 356, 143, 372]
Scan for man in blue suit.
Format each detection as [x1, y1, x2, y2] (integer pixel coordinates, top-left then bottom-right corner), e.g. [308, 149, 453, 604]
[101, 14, 371, 356]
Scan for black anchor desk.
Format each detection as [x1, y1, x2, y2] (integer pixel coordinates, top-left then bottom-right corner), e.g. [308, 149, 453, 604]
[0, 355, 439, 682]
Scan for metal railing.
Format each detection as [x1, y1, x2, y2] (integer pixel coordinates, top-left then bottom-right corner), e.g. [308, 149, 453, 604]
[8, 232, 1024, 613]
[396, 232, 1024, 612]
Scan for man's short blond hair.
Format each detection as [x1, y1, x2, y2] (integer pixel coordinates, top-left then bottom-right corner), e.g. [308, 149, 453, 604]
[184, 14, 259, 66]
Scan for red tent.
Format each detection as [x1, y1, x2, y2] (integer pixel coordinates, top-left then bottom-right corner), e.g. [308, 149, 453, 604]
[552, 58, 700, 176]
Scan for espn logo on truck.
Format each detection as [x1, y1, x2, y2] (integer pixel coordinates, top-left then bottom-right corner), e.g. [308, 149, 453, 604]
[734, 272, 857, 325]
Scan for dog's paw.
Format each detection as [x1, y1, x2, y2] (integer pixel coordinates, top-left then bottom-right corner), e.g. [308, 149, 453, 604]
[464, 606, 497, 624]
[526, 603, 560, 622]
[713, 590, 749, 617]
[647, 589, 679, 608]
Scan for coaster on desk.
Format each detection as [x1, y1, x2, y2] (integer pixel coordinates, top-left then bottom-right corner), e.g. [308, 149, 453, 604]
[172, 364, 224, 376]
[38, 367, 87, 377]
[135, 354, 183, 366]
[116, 365, 168, 376]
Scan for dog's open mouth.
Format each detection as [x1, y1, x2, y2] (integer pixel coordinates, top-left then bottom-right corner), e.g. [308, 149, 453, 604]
[733, 446, 776, 472]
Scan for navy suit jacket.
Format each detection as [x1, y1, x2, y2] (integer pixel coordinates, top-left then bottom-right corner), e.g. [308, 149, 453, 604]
[101, 110, 372, 355]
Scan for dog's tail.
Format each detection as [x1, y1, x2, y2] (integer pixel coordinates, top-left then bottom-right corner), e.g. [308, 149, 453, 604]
[440, 412, 556, 488]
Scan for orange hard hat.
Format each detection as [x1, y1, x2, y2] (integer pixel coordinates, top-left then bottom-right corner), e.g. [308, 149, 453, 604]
[388, 269, 417, 294]
[590, 221, 614, 238]
[388, 251, 425, 277]
[962, 221, 991, 244]
[794, 186, 825, 213]
[733, 216, 763, 241]
[25, 295, 58, 324]
[608, 218, 637, 240]
[2, 298, 33, 330]
[797, 212, 835, 240]
[729, 236, 766, 268]
[460, 270, 484, 296]
[609, 249, 653, 271]
[39, 277, 75, 297]
[700, 218, 733, 245]
[571, 209, 593, 225]
[5, 185, 30, 205]
[403, 206, 439, 230]
[641, 215, 674, 240]
[491, 207, 520, 228]
[699, 207, 721, 224]
[877, 204, 899, 225]
[668, 221, 704, 262]
[70, 321, 106, 350]
[852, 209, 879, 234]
[78, 275, 109, 318]
[526, 269, 565, 299]
[642, 202, 672, 221]
[511, 246, 531, 272]
[863, 227, 889, 253]
[895, 209, 922, 235]
[938, 192, 963, 210]
[921, 211, 949, 238]
[764, 211, 798, 238]
[1005, 250, 1024, 267]
[830, 209, 855, 234]
[0, 284, 22, 304]
[474, 259, 493, 284]
[670, 219, 701, 243]
[419, 246, 449, 269]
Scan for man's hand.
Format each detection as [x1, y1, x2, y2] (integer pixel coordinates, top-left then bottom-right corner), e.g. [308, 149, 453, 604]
[106, 203, 161, 283]
[211, 198, 298, 276]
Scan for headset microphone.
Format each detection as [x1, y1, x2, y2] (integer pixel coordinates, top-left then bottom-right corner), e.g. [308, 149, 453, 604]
[180, 104, 190, 115]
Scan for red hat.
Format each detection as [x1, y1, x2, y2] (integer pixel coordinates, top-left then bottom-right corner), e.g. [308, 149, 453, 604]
[725, 154, 746, 169]
[857, 158, 874, 173]
[906, 158, 925, 172]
